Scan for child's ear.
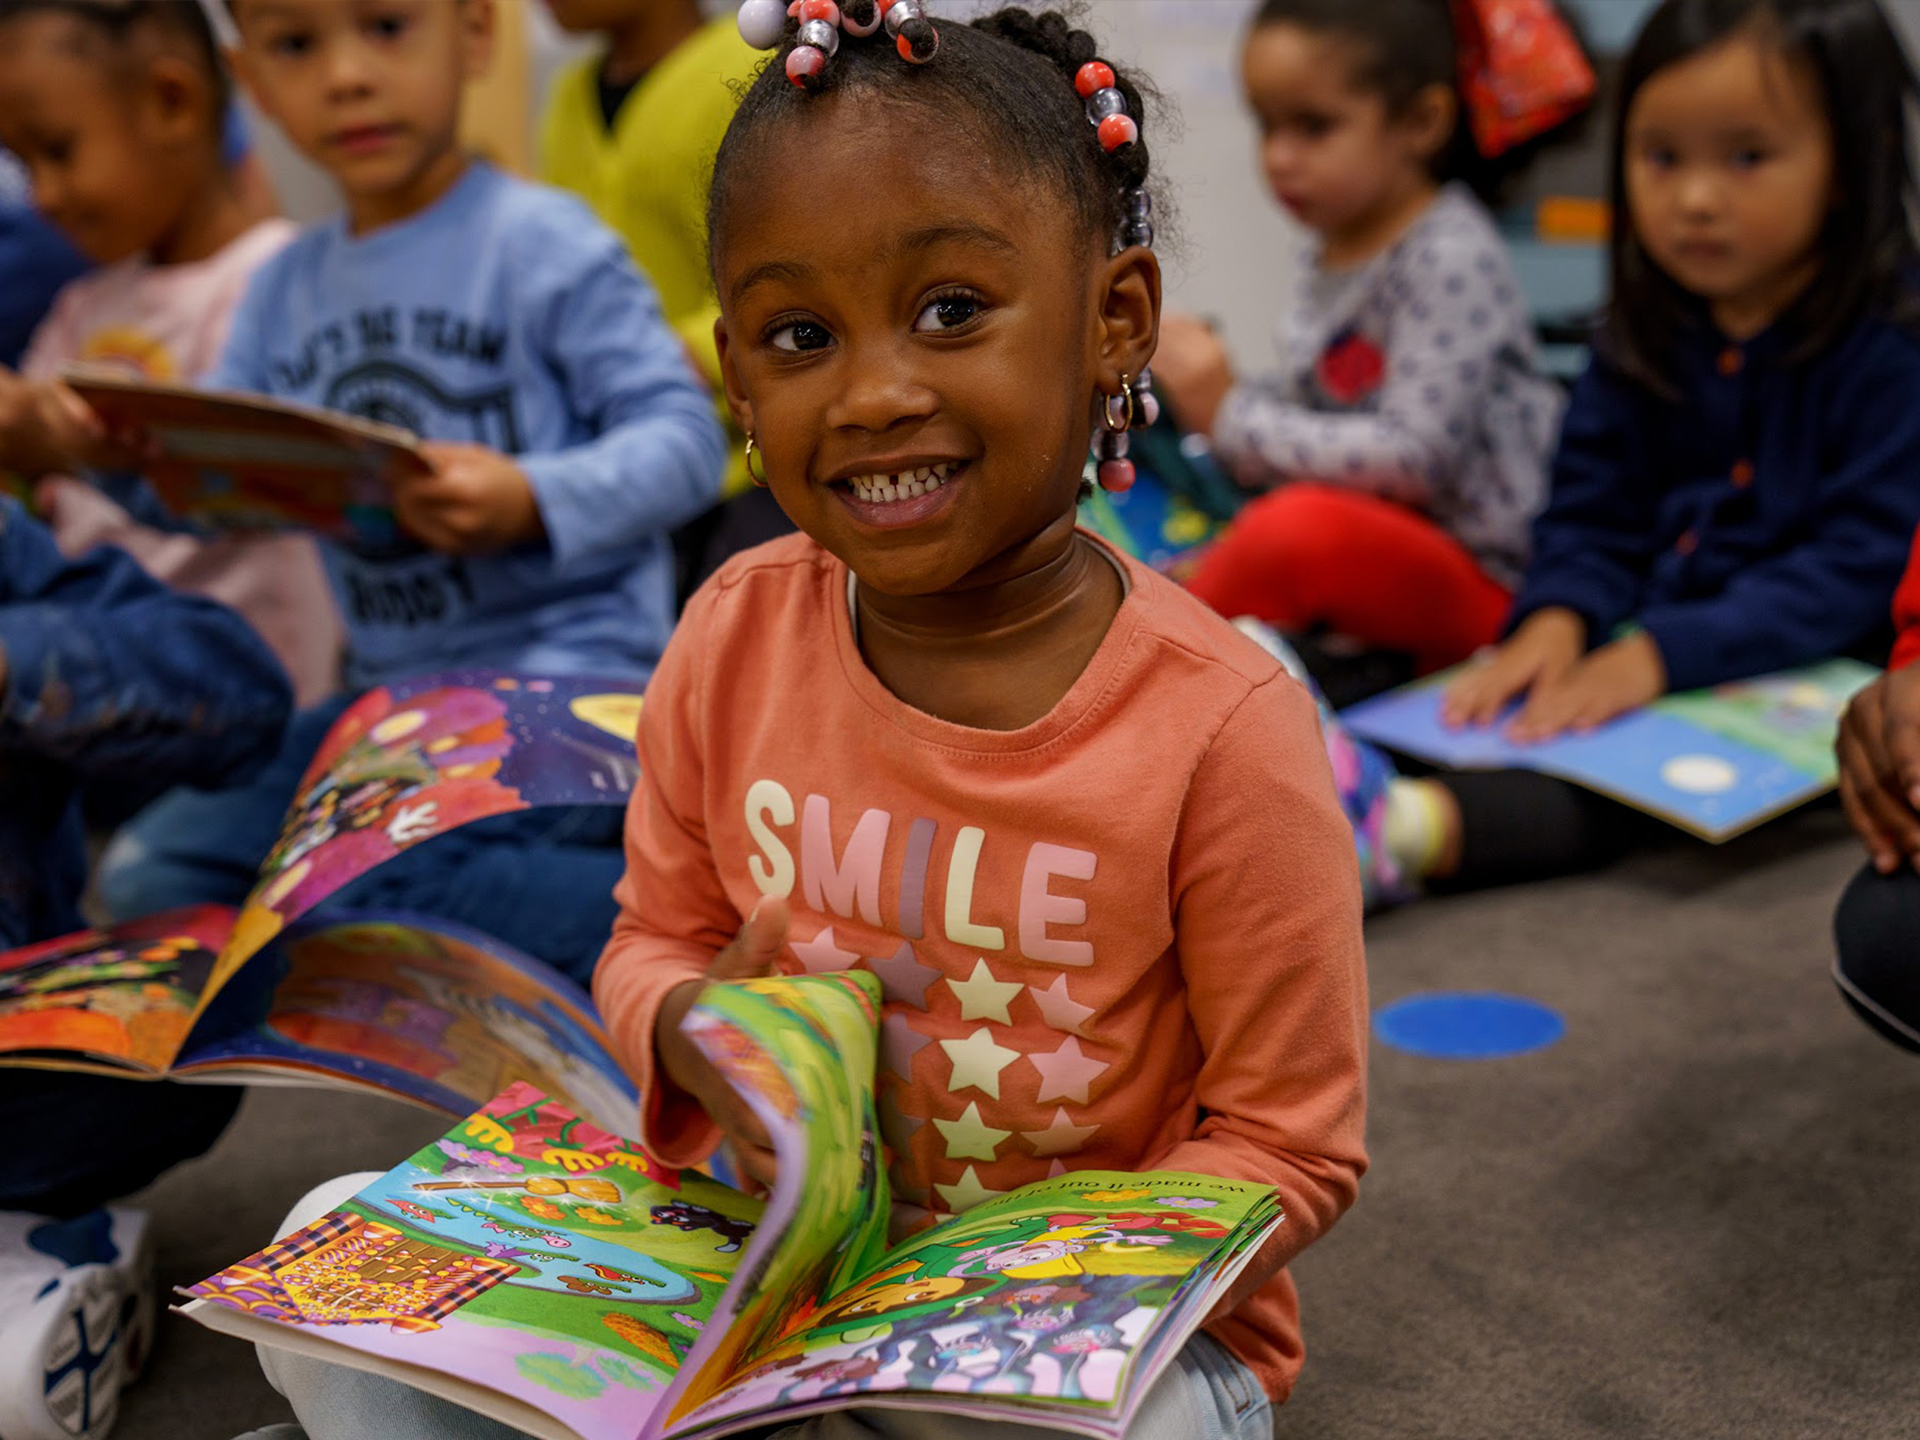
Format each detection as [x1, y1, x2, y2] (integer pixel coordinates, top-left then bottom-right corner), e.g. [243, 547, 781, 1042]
[458, 0, 498, 84]
[715, 317, 754, 436]
[1094, 243, 1161, 395]
[143, 56, 212, 149]
[1406, 82, 1459, 163]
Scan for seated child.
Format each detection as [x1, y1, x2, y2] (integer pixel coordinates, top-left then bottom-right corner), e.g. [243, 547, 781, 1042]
[221, 7, 1369, 1438]
[0, 495, 293, 1440]
[1152, 0, 1564, 683]
[1324, 0, 1920, 903]
[97, 0, 725, 984]
[1833, 530, 1920, 1054]
[0, 0, 340, 706]
[539, 0, 794, 595]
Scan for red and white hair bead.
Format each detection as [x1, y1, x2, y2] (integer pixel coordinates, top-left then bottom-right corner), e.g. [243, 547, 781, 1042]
[737, 0, 936, 86]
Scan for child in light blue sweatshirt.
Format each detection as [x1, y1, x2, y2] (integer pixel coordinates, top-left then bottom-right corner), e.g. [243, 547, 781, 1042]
[98, 0, 726, 981]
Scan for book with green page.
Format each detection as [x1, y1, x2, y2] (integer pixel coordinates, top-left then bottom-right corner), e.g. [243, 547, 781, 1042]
[178, 972, 1282, 1440]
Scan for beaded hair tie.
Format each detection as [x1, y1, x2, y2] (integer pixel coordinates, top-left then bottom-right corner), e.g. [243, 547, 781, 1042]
[737, 0, 937, 85]
[735, 1, 1159, 492]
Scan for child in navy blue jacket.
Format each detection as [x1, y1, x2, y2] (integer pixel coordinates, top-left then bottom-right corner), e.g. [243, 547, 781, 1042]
[0, 496, 290, 1440]
[1332, 0, 1920, 895]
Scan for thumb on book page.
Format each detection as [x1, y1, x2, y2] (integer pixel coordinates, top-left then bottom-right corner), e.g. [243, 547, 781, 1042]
[709, 896, 791, 981]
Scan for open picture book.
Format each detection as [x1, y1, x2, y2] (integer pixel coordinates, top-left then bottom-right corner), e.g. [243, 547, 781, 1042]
[1343, 657, 1878, 841]
[1, 669, 647, 1133]
[59, 368, 426, 545]
[179, 973, 1283, 1440]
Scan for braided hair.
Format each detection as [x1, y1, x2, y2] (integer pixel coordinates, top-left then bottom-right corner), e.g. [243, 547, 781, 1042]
[708, 6, 1160, 269]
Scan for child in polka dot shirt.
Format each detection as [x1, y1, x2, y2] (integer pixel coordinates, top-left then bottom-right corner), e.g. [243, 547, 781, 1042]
[1154, 0, 1562, 680]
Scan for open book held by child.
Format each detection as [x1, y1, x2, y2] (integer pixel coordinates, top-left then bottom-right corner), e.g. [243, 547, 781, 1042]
[183, 973, 1285, 1440]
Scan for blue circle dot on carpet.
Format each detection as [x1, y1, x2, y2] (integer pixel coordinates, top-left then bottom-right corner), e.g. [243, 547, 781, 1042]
[1372, 991, 1565, 1060]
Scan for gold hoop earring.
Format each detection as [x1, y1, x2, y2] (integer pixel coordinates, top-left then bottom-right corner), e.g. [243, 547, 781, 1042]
[1101, 374, 1137, 433]
[744, 433, 769, 488]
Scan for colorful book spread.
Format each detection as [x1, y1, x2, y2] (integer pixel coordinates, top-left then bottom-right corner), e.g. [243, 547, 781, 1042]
[1, 669, 646, 1130]
[1342, 657, 1877, 840]
[60, 369, 425, 545]
[181, 975, 1282, 1440]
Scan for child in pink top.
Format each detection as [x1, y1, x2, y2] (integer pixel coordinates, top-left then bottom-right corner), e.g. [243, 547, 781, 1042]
[0, 0, 339, 704]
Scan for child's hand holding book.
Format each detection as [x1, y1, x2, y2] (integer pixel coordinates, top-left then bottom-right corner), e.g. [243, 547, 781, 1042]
[653, 897, 793, 1190]
[401, 441, 546, 553]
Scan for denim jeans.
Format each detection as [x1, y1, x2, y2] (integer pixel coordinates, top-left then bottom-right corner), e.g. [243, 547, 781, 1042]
[231, 1176, 1276, 1440]
[96, 697, 626, 985]
[0, 1072, 241, 1216]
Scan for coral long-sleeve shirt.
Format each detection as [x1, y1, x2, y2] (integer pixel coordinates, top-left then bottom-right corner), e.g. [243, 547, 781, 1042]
[593, 534, 1368, 1400]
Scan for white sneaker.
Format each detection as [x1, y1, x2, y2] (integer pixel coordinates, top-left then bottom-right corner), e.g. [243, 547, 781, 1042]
[0, 1208, 153, 1440]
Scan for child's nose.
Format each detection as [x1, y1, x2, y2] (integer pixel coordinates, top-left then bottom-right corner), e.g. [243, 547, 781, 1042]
[322, 40, 377, 96]
[1677, 169, 1722, 217]
[825, 350, 939, 432]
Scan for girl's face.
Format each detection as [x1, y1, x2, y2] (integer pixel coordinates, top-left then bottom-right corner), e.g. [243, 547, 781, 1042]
[714, 92, 1158, 599]
[1241, 22, 1450, 243]
[1624, 30, 1834, 336]
[0, 15, 199, 264]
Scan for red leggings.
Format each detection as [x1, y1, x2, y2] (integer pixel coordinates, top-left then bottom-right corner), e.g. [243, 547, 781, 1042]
[1186, 483, 1512, 674]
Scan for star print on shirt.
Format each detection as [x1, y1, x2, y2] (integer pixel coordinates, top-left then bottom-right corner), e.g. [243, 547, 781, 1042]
[935, 1165, 1006, 1214]
[867, 939, 940, 1009]
[945, 959, 1022, 1023]
[790, 924, 859, 974]
[881, 1012, 933, 1080]
[1029, 1037, 1109, 1105]
[1021, 1107, 1099, 1158]
[878, 1090, 925, 1151]
[940, 1028, 1021, 1099]
[933, 1102, 1011, 1162]
[1029, 975, 1094, 1035]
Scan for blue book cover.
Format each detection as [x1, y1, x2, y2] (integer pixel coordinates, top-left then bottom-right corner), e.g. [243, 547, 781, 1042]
[1343, 659, 1877, 841]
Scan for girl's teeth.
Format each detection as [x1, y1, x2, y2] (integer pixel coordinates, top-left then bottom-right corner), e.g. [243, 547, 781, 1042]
[850, 461, 957, 504]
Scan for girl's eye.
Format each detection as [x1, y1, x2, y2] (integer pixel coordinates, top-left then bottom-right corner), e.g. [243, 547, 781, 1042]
[1730, 147, 1769, 171]
[1296, 114, 1334, 140]
[768, 319, 833, 354]
[267, 31, 313, 57]
[1639, 145, 1678, 171]
[912, 291, 984, 334]
[366, 12, 411, 40]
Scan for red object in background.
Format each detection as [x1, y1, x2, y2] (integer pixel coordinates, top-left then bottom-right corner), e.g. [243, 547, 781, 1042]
[1452, 0, 1597, 158]
[1316, 329, 1388, 407]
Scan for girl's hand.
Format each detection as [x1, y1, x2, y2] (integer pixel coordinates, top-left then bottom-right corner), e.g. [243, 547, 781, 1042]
[1441, 608, 1586, 729]
[653, 898, 792, 1190]
[1150, 313, 1235, 437]
[1837, 666, 1920, 872]
[1506, 631, 1667, 744]
[401, 443, 545, 553]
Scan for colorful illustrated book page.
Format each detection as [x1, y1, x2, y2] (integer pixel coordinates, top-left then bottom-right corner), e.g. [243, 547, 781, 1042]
[61, 369, 424, 546]
[1343, 658, 1877, 840]
[183, 974, 1284, 1440]
[0, 906, 639, 1139]
[210, 670, 644, 1005]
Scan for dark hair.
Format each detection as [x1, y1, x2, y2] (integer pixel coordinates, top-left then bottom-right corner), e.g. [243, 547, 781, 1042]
[707, 7, 1158, 271]
[1250, 0, 1492, 198]
[0, 0, 232, 116]
[1601, 0, 1920, 397]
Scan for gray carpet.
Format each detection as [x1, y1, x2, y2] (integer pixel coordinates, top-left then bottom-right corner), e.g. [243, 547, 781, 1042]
[115, 805, 1920, 1440]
